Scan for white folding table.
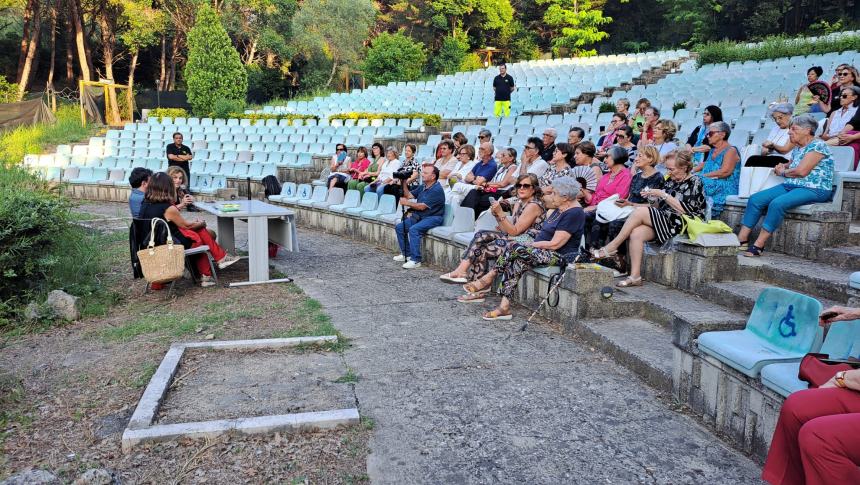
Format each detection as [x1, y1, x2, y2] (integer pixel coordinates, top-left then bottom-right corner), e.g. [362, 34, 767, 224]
[195, 200, 297, 287]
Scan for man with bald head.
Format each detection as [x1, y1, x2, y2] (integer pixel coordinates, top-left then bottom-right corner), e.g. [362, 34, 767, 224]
[541, 128, 558, 161]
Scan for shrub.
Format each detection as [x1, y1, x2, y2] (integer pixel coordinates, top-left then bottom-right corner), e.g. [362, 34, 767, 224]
[148, 107, 188, 121]
[672, 101, 686, 115]
[236, 113, 319, 125]
[598, 101, 616, 113]
[328, 112, 441, 128]
[185, 5, 248, 116]
[433, 36, 469, 75]
[246, 65, 290, 104]
[212, 99, 247, 119]
[460, 53, 484, 72]
[0, 76, 19, 103]
[696, 34, 860, 67]
[362, 32, 427, 86]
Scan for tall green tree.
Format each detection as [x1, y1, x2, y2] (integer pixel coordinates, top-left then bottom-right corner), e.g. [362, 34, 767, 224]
[118, 0, 166, 92]
[184, 4, 248, 115]
[290, 0, 376, 88]
[362, 32, 427, 85]
[536, 0, 614, 56]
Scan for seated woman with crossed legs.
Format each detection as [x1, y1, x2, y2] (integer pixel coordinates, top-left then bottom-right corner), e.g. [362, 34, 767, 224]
[591, 149, 706, 288]
[459, 177, 585, 320]
[439, 173, 546, 287]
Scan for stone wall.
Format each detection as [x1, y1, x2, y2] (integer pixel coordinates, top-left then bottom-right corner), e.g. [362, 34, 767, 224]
[842, 181, 860, 221]
[642, 243, 739, 293]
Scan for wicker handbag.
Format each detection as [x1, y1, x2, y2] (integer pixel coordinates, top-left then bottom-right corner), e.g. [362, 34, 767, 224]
[136, 218, 186, 284]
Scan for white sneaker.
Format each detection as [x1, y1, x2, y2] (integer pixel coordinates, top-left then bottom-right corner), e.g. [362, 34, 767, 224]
[218, 254, 241, 269]
[393, 254, 407, 262]
[200, 275, 216, 287]
[402, 260, 421, 269]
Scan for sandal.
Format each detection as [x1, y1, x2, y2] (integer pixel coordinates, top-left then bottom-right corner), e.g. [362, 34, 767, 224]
[463, 281, 490, 294]
[616, 276, 643, 288]
[743, 245, 765, 257]
[737, 240, 748, 251]
[457, 293, 486, 303]
[482, 308, 512, 321]
[440, 272, 468, 284]
[591, 247, 617, 260]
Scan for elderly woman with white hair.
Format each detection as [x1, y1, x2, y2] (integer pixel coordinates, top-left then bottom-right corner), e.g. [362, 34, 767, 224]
[694, 120, 740, 218]
[738, 114, 836, 257]
[460, 176, 585, 321]
[742, 103, 795, 166]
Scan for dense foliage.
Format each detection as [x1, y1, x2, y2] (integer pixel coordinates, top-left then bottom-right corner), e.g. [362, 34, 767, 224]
[362, 33, 428, 86]
[184, 5, 248, 116]
[328, 112, 442, 128]
[697, 34, 860, 66]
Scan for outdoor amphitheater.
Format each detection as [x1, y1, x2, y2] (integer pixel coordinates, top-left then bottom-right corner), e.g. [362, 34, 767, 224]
[4, 12, 860, 484]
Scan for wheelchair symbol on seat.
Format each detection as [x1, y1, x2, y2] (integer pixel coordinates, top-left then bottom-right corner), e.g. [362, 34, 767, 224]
[778, 305, 797, 338]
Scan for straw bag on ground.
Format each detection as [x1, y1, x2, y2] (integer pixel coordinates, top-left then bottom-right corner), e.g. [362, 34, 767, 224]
[137, 218, 186, 284]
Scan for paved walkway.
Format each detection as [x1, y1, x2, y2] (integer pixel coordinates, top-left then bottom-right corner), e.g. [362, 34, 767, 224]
[273, 228, 764, 484]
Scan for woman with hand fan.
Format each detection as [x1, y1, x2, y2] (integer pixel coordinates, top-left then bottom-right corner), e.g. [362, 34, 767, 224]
[794, 66, 831, 115]
[537, 142, 575, 192]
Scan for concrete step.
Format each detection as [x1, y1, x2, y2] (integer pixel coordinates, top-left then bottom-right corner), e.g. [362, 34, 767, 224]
[819, 246, 860, 270]
[849, 223, 860, 245]
[702, 280, 840, 317]
[609, 282, 748, 352]
[736, 253, 852, 304]
[573, 318, 674, 393]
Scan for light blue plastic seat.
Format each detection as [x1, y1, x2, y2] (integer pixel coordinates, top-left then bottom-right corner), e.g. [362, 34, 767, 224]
[361, 194, 397, 220]
[281, 183, 311, 203]
[452, 209, 499, 245]
[761, 319, 860, 397]
[697, 287, 824, 377]
[329, 189, 361, 212]
[312, 187, 344, 208]
[345, 192, 378, 215]
[269, 182, 297, 202]
[428, 206, 475, 239]
[851, 272, 860, 290]
[297, 185, 327, 207]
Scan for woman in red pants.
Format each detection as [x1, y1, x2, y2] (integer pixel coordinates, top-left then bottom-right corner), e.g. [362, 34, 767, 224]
[762, 305, 860, 485]
[141, 172, 239, 288]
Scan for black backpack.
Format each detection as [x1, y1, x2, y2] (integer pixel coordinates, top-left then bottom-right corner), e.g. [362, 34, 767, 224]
[262, 175, 281, 198]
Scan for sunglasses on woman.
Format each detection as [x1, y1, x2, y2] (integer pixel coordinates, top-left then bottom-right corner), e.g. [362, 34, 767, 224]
[840, 72, 851, 76]
[515, 183, 533, 189]
[842, 94, 855, 99]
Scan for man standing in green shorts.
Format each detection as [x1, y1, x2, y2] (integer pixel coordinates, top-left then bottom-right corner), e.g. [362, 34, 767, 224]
[492, 64, 515, 117]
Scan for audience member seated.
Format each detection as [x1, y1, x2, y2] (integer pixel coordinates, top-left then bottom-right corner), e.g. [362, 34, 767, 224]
[367, 146, 403, 198]
[694, 121, 740, 218]
[538, 142, 575, 191]
[383, 143, 420, 198]
[638, 106, 663, 146]
[592, 149, 705, 288]
[453, 132, 468, 148]
[440, 174, 546, 286]
[828, 64, 860, 113]
[519, 137, 549, 178]
[139, 172, 238, 288]
[822, 85, 859, 145]
[685, 105, 723, 165]
[329, 146, 370, 190]
[794, 65, 830, 115]
[641, 118, 678, 173]
[330, 143, 351, 176]
[612, 125, 637, 162]
[738, 114, 836, 257]
[478, 129, 493, 145]
[574, 141, 605, 180]
[540, 128, 558, 161]
[597, 112, 628, 159]
[460, 147, 520, 219]
[351, 142, 384, 192]
[449, 142, 498, 204]
[166, 166, 195, 211]
[742, 103, 794, 165]
[630, 98, 651, 135]
[459, 176, 585, 320]
[567, 126, 585, 146]
[433, 139, 457, 176]
[615, 98, 631, 120]
[166, 132, 193, 182]
[128, 167, 153, 218]
[583, 147, 632, 248]
[394, 165, 446, 269]
[761, 305, 860, 485]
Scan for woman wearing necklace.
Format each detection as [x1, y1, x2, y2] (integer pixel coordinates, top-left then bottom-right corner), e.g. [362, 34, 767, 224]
[640, 119, 678, 174]
[538, 142, 575, 191]
[693, 121, 740, 218]
[592, 149, 706, 288]
[823, 86, 860, 145]
[459, 177, 585, 320]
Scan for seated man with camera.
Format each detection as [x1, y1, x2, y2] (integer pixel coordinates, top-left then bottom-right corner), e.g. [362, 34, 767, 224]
[394, 165, 446, 269]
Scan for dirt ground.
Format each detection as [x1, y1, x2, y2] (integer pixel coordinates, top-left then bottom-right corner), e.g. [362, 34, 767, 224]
[0, 215, 370, 484]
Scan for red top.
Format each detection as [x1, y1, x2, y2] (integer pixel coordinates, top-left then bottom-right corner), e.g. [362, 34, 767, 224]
[349, 157, 370, 180]
[590, 168, 633, 206]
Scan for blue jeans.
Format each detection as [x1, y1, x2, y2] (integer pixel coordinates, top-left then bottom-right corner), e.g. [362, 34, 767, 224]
[395, 215, 443, 262]
[741, 183, 833, 233]
[364, 183, 388, 199]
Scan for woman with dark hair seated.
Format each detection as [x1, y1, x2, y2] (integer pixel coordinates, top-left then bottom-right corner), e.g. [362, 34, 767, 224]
[441, 173, 545, 286]
[613, 125, 637, 161]
[452, 132, 468, 148]
[139, 172, 238, 288]
[794, 65, 830, 115]
[350, 142, 384, 192]
[329, 146, 370, 190]
[459, 176, 585, 320]
[685, 105, 723, 165]
[592, 149, 706, 287]
[583, 146, 632, 250]
[538, 142, 575, 190]
[737, 114, 836, 256]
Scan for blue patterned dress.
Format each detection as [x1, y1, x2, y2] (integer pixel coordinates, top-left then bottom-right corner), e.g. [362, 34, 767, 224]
[700, 145, 741, 217]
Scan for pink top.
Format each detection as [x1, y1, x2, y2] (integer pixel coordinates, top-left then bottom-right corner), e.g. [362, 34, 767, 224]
[349, 158, 370, 180]
[590, 168, 633, 206]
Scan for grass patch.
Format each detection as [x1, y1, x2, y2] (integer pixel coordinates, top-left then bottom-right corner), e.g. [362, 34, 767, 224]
[0, 373, 33, 447]
[334, 369, 358, 383]
[131, 362, 158, 388]
[0, 103, 100, 167]
[99, 299, 265, 342]
[270, 296, 348, 351]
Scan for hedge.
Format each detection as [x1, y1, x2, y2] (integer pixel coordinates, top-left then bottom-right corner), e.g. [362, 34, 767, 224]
[696, 34, 860, 67]
[147, 108, 320, 125]
[328, 112, 441, 128]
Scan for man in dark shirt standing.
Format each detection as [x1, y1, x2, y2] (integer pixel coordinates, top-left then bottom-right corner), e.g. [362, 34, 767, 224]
[492, 64, 515, 117]
[166, 132, 193, 181]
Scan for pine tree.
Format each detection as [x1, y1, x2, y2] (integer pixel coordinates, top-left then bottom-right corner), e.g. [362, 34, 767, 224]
[184, 5, 248, 115]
